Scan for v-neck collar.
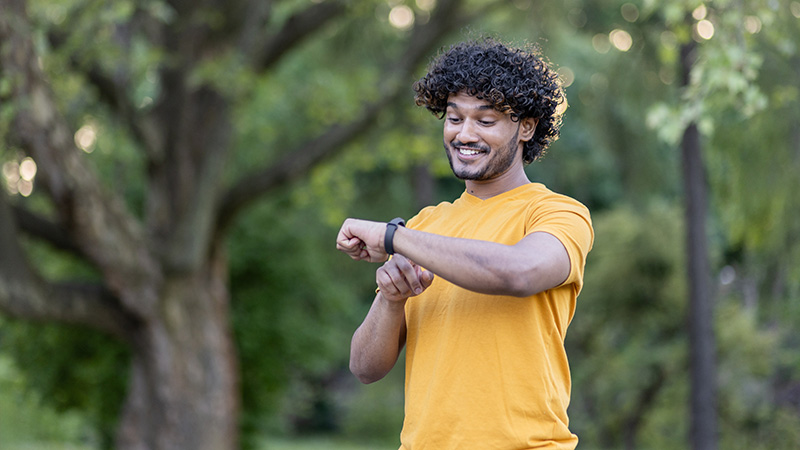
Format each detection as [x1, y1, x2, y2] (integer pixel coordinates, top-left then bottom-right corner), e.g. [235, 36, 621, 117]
[460, 183, 538, 206]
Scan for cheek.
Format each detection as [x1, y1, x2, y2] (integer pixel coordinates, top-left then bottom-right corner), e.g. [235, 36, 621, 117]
[442, 123, 457, 139]
[483, 132, 507, 148]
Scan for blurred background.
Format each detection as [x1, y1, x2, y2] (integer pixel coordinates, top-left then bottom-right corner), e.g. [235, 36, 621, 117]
[1, 0, 799, 449]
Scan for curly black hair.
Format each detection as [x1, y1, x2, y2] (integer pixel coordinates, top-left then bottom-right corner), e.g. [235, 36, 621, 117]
[413, 38, 565, 163]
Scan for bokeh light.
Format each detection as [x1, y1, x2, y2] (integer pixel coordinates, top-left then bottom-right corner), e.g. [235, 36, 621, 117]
[692, 4, 707, 20]
[695, 19, 715, 40]
[415, 0, 436, 12]
[744, 15, 762, 34]
[621, 3, 639, 22]
[558, 66, 575, 88]
[592, 33, 611, 54]
[555, 97, 569, 116]
[609, 29, 633, 52]
[74, 124, 97, 153]
[389, 5, 414, 30]
[2, 157, 37, 197]
[19, 157, 37, 181]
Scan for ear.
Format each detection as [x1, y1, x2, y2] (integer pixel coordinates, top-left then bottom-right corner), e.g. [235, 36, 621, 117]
[519, 117, 538, 142]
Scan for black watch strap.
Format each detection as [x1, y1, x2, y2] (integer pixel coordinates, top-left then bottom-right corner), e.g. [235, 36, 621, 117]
[384, 217, 405, 255]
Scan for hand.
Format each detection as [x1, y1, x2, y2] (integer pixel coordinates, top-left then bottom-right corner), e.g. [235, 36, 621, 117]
[336, 218, 389, 263]
[376, 254, 435, 302]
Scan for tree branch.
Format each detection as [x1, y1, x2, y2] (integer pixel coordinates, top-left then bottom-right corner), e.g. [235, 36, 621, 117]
[216, 0, 466, 233]
[45, 10, 164, 159]
[83, 65, 159, 152]
[253, 0, 347, 71]
[0, 193, 136, 340]
[11, 204, 83, 256]
[216, 100, 383, 232]
[0, 0, 161, 319]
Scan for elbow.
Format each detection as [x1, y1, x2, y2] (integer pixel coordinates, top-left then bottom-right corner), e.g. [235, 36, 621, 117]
[505, 278, 538, 297]
[503, 265, 553, 297]
[354, 373, 382, 385]
[349, 361, 386, 384]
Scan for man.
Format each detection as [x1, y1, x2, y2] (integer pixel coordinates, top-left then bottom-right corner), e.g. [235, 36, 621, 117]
[336, 38, 594, 449]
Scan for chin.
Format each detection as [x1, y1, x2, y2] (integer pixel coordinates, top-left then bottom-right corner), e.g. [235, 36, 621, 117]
[452, 168, 488, 181]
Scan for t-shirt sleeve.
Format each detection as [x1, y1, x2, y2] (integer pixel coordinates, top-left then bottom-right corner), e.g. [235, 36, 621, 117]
[406, 204, 437, 230]
[526, 198, 594, 289]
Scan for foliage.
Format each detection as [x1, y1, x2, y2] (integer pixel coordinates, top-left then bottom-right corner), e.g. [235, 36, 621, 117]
[0, 237, 127, 448]
[569, 203, 800, 449]
[337, 361, 405, 445]
[0, 350, 96, 448]
[567, 203, 687, 448]
[0, 323, 126, 449]
[228, 194, 367, 444]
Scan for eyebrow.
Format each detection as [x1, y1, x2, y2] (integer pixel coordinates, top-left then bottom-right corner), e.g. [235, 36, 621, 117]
[446, 101, 495, 112]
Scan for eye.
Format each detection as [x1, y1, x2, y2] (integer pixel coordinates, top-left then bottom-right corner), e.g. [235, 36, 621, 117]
[446, 116, 462, 124]
[478, 119, 496, 126]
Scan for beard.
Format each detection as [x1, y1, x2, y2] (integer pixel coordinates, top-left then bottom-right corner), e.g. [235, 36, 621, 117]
[444, 127, 520, 181]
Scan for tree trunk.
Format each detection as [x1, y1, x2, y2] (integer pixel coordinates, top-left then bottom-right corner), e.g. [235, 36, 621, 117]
[116, 247, 239, 450]
[680, 38, 718, 450]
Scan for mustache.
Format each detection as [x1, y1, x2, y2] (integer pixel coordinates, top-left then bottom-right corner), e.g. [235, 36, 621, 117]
[449, 140, 490, 152]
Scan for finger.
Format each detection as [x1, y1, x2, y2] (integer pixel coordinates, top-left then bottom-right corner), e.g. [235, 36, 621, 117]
[335, 223, 356, 246]
[393, 256, 424, 295]
[419, 269, 435, 289]
[336, 236, 359, 251]
[377, 262, 416, 300]
[339, 238, 373, 262]
[376, 267, 407, 301]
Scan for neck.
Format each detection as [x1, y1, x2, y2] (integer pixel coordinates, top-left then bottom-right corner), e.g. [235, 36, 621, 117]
[465, 167, 531, 200]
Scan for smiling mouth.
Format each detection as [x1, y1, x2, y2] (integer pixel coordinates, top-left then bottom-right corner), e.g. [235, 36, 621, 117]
[453, 143, 489, 157]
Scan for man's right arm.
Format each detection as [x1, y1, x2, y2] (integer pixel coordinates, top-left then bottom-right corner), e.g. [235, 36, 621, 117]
[349, 292, 407, 384]
[349, 254, 433, 384]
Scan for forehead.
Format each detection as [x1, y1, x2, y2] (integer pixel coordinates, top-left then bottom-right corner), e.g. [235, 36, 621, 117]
[445, 92, 497, 112]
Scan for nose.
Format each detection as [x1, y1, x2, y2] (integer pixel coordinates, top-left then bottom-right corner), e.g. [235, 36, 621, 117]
[456, 119, 479, 143]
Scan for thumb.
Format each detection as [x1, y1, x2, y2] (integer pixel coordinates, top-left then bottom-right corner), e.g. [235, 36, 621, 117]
[420, 269, 435, 288]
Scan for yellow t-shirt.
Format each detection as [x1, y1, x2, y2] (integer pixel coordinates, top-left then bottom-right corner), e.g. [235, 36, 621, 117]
[400, 183, 593, 450]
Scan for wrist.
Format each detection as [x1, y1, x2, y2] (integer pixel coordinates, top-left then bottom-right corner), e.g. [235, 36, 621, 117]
[377, 290, 408, 309]
[383, 217, 405, 255]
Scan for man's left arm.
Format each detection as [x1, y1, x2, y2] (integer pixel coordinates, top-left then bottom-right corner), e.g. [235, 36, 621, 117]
[336, 218, 570, 297]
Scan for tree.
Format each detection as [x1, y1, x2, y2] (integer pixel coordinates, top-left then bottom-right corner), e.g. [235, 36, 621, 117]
[644, 1, 799, 448]
[0, 0, 484, 448]
[679, 34, 718, 450]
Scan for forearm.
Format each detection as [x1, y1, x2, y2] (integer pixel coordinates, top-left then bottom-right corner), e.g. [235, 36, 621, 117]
[391, 226, 566, 297]
[336, 216, 569, 297]
[349, 293, 407, 384]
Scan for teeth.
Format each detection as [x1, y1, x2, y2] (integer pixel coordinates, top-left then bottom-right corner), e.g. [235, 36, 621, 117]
[458, 148, 481, 155]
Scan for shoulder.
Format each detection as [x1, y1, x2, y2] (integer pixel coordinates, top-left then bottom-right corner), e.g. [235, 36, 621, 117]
[523, 183, 590, 218]
[521, 183, 594, 250]
[406, 200, 456, 230]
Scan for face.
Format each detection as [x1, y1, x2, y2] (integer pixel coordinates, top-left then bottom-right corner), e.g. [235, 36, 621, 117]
[442, 92, 535, 182]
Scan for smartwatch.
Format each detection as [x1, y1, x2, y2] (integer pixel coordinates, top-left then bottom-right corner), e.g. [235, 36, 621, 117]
[384, 217, 405, 255]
